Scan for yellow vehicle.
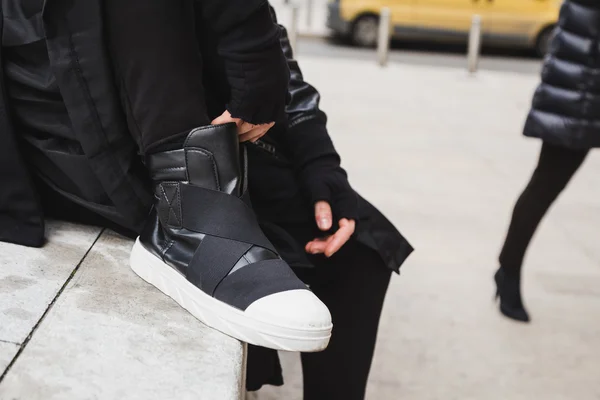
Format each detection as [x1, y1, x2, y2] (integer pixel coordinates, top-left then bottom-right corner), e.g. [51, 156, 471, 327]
[327, 0, 560, 56]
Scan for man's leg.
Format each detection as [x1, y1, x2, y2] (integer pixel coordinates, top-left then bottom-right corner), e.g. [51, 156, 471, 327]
[300, 240, 392, 400]
[104, 0, 210, 153]
[103, 1, 332, 353]
[244, 239, 391, 398]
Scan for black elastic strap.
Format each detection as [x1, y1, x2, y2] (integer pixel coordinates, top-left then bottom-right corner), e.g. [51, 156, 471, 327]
[180, 183, 275, 252]
[214, 259, 308, 310]
[187, 235, 252, 296]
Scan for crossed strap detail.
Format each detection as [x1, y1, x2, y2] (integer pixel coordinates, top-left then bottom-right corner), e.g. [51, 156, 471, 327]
[180, 183, 307, 310]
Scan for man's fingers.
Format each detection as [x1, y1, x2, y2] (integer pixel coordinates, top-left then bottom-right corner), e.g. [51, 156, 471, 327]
[239, 121, 273, 134]
[305, 219, 356, 256]
[238, 121, 275, 139]
[324, 219, 356, 257]
[239, 124, 271, 143]
[238, 121, 255, 135]
[239, 127, 266, 143]
[253, 122, 275, 139]
[314, 201, 333, 231]
[211, 115, 227, 125]
[211, 110, 241, 126]
[305, 237, 330, 255]
[211, 112, 274, 142]
[211, 114, 229, 125]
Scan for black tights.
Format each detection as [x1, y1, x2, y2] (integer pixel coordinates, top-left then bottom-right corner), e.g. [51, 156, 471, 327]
[104, 0, 210, 153]
[499, 142, 588, 276]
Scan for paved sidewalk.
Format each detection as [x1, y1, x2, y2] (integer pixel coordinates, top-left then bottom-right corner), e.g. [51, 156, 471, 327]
[2, 56, 600, 400]
[254, 57, 600, 399]
[0, 227, 245, 400]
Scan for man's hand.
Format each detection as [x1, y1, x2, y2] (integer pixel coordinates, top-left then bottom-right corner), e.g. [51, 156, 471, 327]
[305, 201, 356, 258]
[212, 110, 275, 143]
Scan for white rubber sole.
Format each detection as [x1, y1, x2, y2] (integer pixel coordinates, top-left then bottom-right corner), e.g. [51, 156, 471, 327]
[130, 239, 332, 352]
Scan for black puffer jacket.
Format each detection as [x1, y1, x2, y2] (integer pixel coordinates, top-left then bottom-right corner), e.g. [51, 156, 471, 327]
[524, 0, 600, 149]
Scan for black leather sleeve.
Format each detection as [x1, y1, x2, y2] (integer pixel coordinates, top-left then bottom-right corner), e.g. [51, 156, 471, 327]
[277, 17, 323, 127]
[268, 7, 359, 222]
[269, 6, 339, 171]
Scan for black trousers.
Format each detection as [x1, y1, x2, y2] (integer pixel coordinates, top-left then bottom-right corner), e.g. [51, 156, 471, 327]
[103, 1, 392, 398]
[297, 242, 391, 400]
[499, 142, 589, 274]
[104, 0, 211, 153]
[246, 221, 392, 399]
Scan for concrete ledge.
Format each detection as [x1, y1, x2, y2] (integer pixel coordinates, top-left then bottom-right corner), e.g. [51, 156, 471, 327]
[0, 342, 19, 372]
[0, 222, 102, 344]
[0, 226, 246, 400]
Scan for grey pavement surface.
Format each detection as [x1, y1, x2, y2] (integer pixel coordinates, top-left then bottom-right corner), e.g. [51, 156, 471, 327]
[0, 343, 18, 373]
[253, 57, 600, 399]
[0, 223, 101, 344]
[1, 228, 245, 400]
[2, 55, 600, 400]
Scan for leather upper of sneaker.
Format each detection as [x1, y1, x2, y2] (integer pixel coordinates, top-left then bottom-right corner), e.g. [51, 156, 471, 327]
[140, 124, 298, 308]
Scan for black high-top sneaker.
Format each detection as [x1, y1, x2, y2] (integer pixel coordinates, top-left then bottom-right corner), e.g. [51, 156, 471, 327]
[130, 124, 332, 352]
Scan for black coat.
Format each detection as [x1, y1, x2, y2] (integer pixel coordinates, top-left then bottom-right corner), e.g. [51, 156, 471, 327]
[0, 1, 412, 272]
[524, 0, 600, 149]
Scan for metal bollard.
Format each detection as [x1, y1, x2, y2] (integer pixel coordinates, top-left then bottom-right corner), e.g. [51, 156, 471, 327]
[467, 15, 482, 74]
[306, 0, 313, 28]
[289, 5, 300, 55]
[377, 7, 391, 67]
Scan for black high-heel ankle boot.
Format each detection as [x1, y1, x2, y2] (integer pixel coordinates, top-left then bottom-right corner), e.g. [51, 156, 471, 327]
[130, 123, 332, 351]
[494, 267, 530, 323]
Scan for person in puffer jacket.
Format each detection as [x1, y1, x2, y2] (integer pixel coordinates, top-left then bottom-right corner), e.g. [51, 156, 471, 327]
[494, 0, 600, 323]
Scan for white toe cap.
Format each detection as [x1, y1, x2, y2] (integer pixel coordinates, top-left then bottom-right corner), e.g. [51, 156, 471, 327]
[245, 289, 332, 330]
